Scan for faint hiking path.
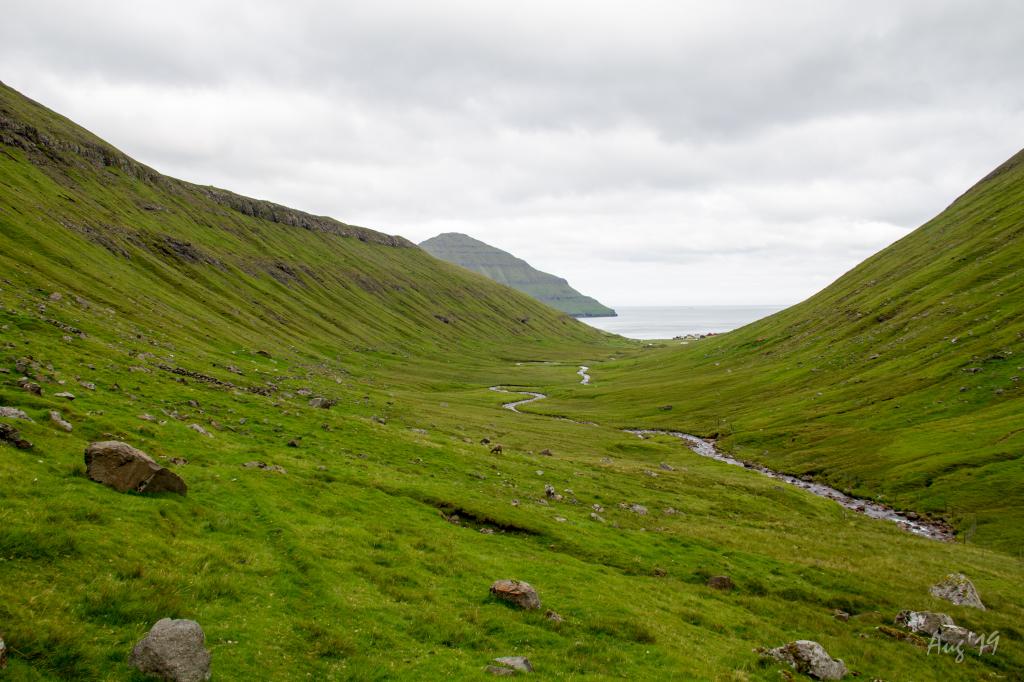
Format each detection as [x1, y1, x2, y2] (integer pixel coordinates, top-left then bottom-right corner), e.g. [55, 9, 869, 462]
[489, 366, 954, 542]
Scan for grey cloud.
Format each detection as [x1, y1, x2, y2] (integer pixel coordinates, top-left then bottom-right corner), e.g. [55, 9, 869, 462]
[2, 1, 1023, 305]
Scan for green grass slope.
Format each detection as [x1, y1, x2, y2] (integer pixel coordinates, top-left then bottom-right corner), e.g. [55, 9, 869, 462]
[1, 82, 1022, 681]
[0, 84, 607, 360]
[420, 232, 617, 318]
[539, 149, 1024, 554]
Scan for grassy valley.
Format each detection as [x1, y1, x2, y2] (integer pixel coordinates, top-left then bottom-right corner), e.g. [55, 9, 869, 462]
[538, 149, 1024, 554]
[1, 82, 1023, 681]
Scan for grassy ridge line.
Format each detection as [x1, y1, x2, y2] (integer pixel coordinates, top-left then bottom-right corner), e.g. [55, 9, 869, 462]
[0, 85, 612, 364]
[537, 148, 1024, 553]
[0, 80, 409, 248]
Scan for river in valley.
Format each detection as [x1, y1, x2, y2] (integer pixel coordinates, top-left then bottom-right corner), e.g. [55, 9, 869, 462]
[489, 384, 954, 542]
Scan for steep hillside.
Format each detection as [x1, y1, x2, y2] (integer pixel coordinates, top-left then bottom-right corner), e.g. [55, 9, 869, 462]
[0, 84, 609, 361]
[539, 148, 1024, 553]
[2, 82, 1022, 682]
[420, 232, 616, 317]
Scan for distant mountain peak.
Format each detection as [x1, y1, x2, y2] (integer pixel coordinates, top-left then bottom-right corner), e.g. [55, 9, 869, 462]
[420, 233, 616, 318]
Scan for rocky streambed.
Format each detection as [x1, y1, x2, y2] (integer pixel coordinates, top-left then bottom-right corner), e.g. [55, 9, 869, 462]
[626, 429, 954, 542]
[490, 384, 954, 542]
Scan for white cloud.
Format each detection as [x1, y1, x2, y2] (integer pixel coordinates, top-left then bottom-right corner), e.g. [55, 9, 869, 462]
[2, 0, 1023, 304]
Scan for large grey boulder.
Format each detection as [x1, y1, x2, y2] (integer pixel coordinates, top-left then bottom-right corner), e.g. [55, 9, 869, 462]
[85, 441, 187, 495]
[1, 634, 7, 669]
[0, 423, 32, 449]
[18, 378, 41, 395]
[49, 410, 73, 432]
[767, 640, 847, 680]
[187, 424, 211, 437]
[0, 406, 32, 421]
[894, 610, 983, 648]
[492, 656, 533, 673]
[130, 618, 211, 681]
[936, 623, 983, 648]
[490, 580, 541, 610]
[894, 610, 953, 636]
[930, 573, 985, 610]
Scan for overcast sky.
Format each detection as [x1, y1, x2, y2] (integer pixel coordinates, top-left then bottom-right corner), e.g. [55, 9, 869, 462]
[3, 1, 1023, 305]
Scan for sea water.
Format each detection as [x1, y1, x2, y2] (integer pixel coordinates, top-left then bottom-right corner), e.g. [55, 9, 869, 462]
[580, 305, 786, 340]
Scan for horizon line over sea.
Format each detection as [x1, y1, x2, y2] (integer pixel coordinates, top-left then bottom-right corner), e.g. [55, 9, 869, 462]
[580, 304, 789, 340]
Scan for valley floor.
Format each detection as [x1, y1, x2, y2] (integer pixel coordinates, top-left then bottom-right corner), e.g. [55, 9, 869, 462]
[2, 333, 1021, 680]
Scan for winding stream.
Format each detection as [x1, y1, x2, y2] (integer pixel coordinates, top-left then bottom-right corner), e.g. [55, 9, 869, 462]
[578, 366, 591, 384]
[489, 385, 547, 412]
[490, 383, 954, 542]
